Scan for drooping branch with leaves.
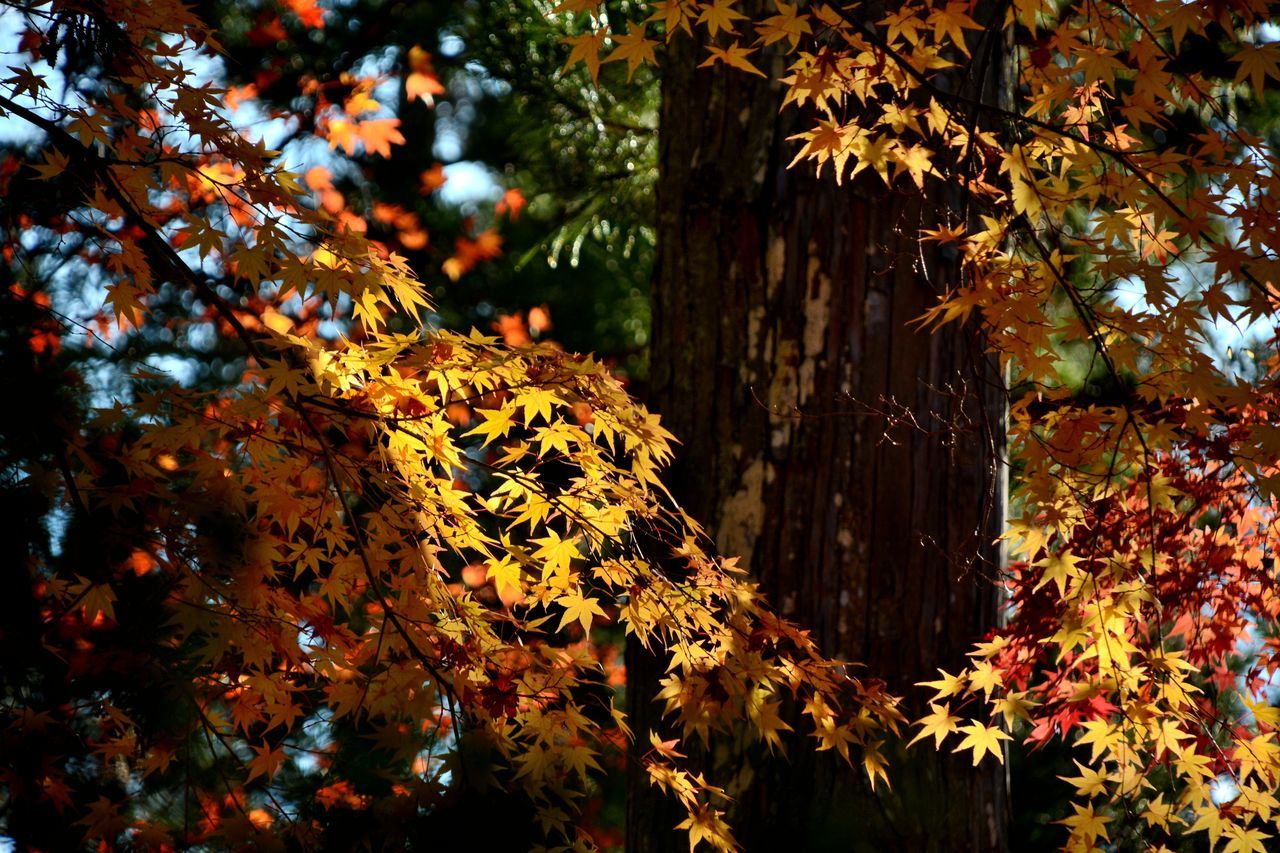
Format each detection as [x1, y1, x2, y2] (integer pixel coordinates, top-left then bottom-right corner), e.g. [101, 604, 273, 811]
[0, 2, 899, 850]
[565, 0, 1280, 849]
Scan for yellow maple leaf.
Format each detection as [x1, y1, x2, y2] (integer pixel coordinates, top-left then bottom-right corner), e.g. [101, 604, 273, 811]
[992, 691, 1039, 726]
[908, 702, 960, 748]
[1058, 760, 1109, 797]
[603, 26, 657, 80]
[1235, 43, 1280, 95]
[863, 739, 891, 790]
[1032, 549, 1082, 596]
[245, 742, 287, 782]
[486, 553, 524, 598]
[927, 1, 982, 54]
[696, 0, 746, 37]
[756, 1, 811, 48]
[892, 143, 933, 189]
[917, 668, 969, 699]
[698, 42, 765, 77]
[465, 406, 517, 446]
[1074, 720, 1121, 764]
[676, 805, 736, 853]
[952, 721, 1010, 765]
[515, 386, 567, 426]
[555, 588, 606, 633]
[967, 660, 1002, 696]
[561, 30, 607, 82]
[1056, 802, 1111, 844]
[1223, 825, 1272, 853]
[532, 530, 582, 581]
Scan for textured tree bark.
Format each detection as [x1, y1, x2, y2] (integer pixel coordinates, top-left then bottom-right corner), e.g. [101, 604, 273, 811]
[628, 12, 1010, 852]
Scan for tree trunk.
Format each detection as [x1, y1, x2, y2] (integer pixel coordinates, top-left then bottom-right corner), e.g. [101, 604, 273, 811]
[628, 14, 1009, 852]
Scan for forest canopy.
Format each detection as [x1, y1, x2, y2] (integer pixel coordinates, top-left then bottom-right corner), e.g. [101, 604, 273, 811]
[4, 0, 1280, 851]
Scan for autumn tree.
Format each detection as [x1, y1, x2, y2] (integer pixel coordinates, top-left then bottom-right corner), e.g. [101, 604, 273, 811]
[14, 0, 1280, 850]
[566, 0, 1280, 850]
[0, 1, 898, 850]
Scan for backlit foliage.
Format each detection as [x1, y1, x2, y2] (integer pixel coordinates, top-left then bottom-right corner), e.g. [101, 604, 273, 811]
[13, 0, 1280, 848]
[564, 0, 1280, 849]
[0, 1, 902, 850]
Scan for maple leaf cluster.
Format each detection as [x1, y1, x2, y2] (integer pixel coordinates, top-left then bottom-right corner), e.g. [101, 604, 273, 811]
[0, 1, 899, 849]
[558, 0, 1280, 848]
[10, 0, 1280, 847]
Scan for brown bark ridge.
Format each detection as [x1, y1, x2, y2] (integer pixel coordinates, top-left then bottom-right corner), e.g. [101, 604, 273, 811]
[627, 10, 1010, 852]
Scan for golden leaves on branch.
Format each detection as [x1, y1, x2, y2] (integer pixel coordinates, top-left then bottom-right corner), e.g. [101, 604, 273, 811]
[550, 0, 1280, 847]
[2, 4, 904, 848]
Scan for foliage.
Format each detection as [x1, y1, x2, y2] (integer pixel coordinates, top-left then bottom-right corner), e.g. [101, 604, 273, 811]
[565, 0, 1280, 849]
[197, 0, 658, 375]
[0, 1, 899, 850]
[13, 0, 1280, 848]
